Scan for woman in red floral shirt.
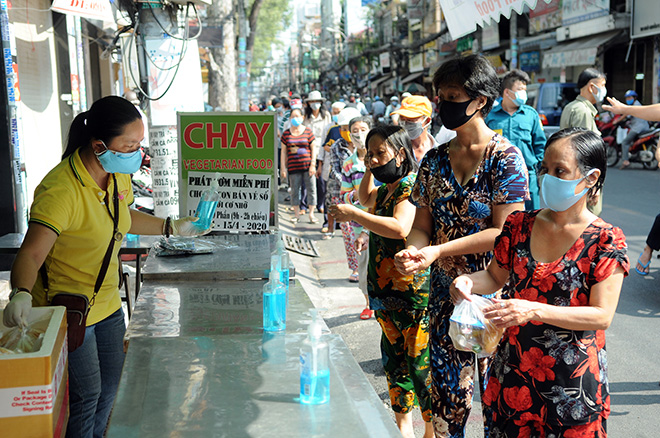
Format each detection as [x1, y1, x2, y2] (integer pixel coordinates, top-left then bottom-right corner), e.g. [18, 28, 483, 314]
[450, 128, 629, 437]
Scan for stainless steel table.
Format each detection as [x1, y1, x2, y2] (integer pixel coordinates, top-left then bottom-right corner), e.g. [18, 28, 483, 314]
[126, 279, 318, 338]
[141, 233, 295, 281]
[106, 334, 401, 438]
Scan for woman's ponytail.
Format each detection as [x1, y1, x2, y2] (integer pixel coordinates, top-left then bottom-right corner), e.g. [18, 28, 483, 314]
[61, 96, 141, 160]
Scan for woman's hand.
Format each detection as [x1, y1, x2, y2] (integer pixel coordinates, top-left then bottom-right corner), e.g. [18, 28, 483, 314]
[308, 165, 316, 177]
[280, 168, 287, 179]
[355, 232, 369, 254]
[394, 246, 438, 275]
[450, 276, 473, 304]
[328, 203, 355, 222]
[483, 298, 539, 329]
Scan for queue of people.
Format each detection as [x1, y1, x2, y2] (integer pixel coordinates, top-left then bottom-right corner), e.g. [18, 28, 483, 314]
[299, 55, 627, 438]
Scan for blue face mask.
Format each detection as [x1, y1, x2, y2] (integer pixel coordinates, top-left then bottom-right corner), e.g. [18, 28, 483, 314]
[290, 116, 303, 127]
[95, 141, 143, 174]
[625, 98, 635, 105]
[332, 115, 338, 123]
[539, 170, 595, 212]
[511, 90, 527, 107]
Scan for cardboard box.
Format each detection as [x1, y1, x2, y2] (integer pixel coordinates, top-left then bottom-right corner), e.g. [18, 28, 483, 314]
[0, 307, 69, 438]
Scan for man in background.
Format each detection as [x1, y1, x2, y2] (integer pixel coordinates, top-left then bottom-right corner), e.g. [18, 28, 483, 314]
[485, 69, 546, 209]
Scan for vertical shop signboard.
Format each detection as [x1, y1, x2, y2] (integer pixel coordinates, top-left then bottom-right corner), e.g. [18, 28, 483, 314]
[178, 113, 278, 232]
[150, 125, 180, 219]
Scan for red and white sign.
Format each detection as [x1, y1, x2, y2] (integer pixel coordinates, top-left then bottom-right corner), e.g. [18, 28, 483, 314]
[51, 0, 114, 22]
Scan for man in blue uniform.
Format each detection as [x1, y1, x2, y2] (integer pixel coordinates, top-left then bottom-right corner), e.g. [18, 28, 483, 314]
[485, 69, 546, 209]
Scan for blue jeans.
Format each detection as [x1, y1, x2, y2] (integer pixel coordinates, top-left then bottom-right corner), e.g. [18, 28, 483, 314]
[66, 308, 126, 438]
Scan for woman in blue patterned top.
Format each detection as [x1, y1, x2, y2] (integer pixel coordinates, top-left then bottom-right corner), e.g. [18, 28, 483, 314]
[394, 54, 530, 438]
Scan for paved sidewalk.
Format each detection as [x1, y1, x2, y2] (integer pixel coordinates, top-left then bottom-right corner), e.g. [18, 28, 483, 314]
[277, 189, 485, 438]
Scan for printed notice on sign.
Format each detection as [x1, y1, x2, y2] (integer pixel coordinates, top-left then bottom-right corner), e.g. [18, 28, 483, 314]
[187, 171, 271, 232]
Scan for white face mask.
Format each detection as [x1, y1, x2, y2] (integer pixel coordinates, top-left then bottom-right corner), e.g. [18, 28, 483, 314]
[591, 84, 607, 102]
[400, 119, 430, 140]
[310, 102, 321, 111]
[350, 131, 368, 149]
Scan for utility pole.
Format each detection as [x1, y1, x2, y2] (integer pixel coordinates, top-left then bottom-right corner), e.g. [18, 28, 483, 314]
[237, 0, 249, 111]
[510, 14, 518, 70]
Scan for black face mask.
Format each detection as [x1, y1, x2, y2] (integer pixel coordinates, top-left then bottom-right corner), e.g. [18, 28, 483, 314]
[439, 99, 479, 130]
[371, 156, 405, 184]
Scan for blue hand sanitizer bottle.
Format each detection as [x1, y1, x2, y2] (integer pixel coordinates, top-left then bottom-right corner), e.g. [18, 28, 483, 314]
[263, 269, 286, 332]
[194, 178, 221, 230]
[300, 309, 330, 404]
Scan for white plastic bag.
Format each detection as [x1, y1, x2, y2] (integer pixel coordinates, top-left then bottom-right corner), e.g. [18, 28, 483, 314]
[0, 316, 49, 354]
[616, 126, 629, 145]
[449, 296, 504, 358]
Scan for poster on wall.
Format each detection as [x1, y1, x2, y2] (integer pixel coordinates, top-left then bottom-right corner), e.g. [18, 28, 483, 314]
[178, 113, 278, 232]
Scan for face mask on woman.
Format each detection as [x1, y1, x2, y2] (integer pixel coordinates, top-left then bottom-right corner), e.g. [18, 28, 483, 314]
[332, 114, 338, 123]
[539, 170, 596, 212]
[341, 129, 352, 143]
[370, 155, 405, 184]
[95, 141, 143, 174]
[291, 116, 304, 127]
[439, 99, 478, 130]
[310, 102, 321, 111]
[350, 131, 368, 149]
[399, 119, 429, 140]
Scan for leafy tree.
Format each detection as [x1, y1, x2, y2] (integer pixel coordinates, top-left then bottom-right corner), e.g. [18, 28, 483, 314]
[247, 0, 292, 77]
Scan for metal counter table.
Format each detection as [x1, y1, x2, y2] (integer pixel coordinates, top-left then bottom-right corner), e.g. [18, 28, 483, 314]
[107, 334, 401, 438]
[141, 233, 295, 281]
[126, 279, 317, 338]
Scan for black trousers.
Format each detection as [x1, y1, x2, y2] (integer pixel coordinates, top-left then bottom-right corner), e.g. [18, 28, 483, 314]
[647, 214, 660, 250]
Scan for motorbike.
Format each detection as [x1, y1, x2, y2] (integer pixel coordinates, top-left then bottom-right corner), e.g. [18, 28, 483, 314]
[605, 118, 660, 169]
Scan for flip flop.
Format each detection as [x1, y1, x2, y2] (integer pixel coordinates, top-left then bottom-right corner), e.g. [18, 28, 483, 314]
[635, 253, 650, 276]
[359, 308, 374, 320]
[348, 273, 359, 283]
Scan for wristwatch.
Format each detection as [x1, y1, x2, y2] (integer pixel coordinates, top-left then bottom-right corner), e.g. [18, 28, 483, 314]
[8, 287, 30, 300]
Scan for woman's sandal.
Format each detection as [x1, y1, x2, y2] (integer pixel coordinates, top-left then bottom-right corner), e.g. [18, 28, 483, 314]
[635, 253, 651, 276]
[349, 273, 359, 283]
[359, 308, 374, 320]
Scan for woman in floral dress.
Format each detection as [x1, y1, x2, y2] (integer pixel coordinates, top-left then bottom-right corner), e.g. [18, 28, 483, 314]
[394, 54, 529, 437]
[330, 125, 433, 438]
[450, 128, 628, 437]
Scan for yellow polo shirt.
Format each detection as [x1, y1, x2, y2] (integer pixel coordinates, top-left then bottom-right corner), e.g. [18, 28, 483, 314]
[29, 149, 133, 325]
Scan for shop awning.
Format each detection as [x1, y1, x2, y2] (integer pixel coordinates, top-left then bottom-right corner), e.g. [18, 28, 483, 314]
[370, 74, 391, 89]
[542, 30, 621, 69]
[400, 72, 425, 85]
[439, 0, 554, 40]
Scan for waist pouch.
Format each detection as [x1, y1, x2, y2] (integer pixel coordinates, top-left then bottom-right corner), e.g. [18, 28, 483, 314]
[50, 293, 90, 352]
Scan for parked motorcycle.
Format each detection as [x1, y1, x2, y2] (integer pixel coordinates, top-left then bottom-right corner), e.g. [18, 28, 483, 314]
[605, 122, 660, 169]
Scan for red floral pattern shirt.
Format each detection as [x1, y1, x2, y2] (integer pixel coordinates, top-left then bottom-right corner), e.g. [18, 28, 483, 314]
[483, 210, 629, 427]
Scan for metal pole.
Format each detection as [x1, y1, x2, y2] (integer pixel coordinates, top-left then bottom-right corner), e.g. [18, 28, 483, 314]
[344, 0, 349, 62]
[510, 14, 518, 70]
[238, 0, 249, 111]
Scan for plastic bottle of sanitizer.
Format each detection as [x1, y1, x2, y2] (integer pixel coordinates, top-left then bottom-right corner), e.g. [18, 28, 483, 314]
[300, 309, 329, 404]
[194, 178, 221, 230]
[263, 268, 286, 332]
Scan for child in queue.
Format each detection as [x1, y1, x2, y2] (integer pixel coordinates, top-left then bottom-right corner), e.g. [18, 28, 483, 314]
[329, 125, 433, 438]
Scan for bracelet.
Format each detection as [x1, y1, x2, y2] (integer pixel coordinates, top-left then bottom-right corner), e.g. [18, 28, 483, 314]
[164, 217, 172, 238]
[9, 287, 30, 300]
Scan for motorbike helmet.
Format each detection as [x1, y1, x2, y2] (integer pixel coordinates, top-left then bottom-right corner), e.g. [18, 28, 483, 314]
[624, 90, 638, 99]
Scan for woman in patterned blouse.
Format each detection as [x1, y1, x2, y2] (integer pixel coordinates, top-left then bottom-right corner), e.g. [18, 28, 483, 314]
[450, 128, 628, 438]
[394, 54, 529, 437]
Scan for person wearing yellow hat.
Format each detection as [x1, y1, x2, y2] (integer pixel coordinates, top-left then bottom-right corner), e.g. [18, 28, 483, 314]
[391, 96, 439, 163]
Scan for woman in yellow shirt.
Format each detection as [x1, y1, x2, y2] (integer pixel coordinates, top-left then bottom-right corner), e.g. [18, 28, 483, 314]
[4, 96, 206, 437]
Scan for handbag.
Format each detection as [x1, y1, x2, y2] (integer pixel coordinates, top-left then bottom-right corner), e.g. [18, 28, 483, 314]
[42, 175, 121, 353]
